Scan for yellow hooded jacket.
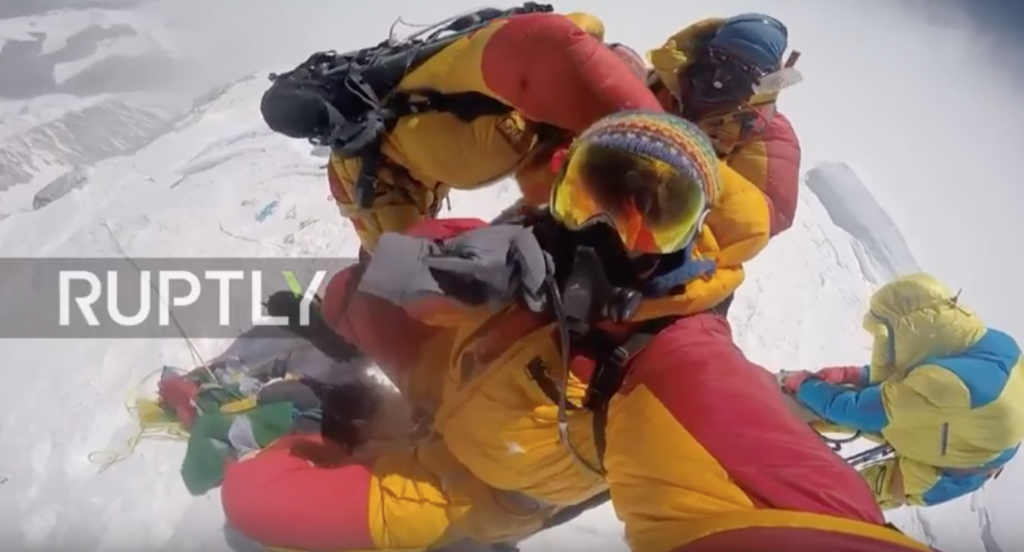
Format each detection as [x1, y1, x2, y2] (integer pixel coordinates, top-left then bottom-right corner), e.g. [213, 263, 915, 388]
[795, 273, 1024, 508]
[327, 11, 655, 253]
[648, 18, 801, 238]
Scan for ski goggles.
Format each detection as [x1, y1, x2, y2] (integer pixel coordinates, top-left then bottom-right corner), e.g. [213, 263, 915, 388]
[549, 150, 709, 255]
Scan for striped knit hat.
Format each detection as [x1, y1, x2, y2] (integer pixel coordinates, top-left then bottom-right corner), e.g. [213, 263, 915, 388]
[550, 110, 721, 255]
[571, 110, 721, 205]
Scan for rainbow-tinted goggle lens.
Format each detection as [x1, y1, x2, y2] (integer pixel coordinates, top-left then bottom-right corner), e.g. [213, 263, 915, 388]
[550, 147, 709, 255]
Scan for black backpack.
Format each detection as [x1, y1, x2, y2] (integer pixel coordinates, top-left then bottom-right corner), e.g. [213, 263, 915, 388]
[260, 3, 554, 208]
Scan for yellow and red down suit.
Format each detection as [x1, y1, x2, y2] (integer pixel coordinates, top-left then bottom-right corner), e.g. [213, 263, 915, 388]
[648, 18, 802, 237]
[327, 11, 657, 253]
[219, 217, 934, 550]
[326, 12, 795, 256]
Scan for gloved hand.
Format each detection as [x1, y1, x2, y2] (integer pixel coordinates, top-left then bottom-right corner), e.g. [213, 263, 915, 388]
[814, 365, 866, 386]
[360, 224, 554, 313]
[264, 290, 362, 362]
[780, 370, 814, 395]
[429, 224, 553, 311]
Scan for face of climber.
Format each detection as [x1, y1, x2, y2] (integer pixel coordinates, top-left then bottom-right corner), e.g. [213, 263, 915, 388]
[681, 49, 766, 116]
[680, 14, 789, 118]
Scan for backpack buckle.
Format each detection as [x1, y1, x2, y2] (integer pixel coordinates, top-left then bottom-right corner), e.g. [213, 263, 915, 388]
[607, 345, 631, 369]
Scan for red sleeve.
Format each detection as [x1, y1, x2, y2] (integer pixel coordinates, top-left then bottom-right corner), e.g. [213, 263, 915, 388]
[761, 112, 801, 235]
[479, 12, 664, 132]
[319, 218, 489, 374]
[625, 312, 885, 523]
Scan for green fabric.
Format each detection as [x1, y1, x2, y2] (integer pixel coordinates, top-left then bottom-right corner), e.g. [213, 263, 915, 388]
[192, 372, 245, 413]
[180, 402, 296, 495]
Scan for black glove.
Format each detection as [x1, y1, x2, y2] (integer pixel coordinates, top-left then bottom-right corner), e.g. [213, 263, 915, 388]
[263, 290, 362, 362]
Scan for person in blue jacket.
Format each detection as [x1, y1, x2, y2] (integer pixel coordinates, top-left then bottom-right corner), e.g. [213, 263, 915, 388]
[782, 273, 1024, 509]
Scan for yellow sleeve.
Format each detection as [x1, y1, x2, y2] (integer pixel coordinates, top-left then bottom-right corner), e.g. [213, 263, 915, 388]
[565, 12, 605, 39]
[880, 364, 971, 424]
[704, 160, 771, 268]
[327, 155, 439, 253]
[867, 365, 890, 385]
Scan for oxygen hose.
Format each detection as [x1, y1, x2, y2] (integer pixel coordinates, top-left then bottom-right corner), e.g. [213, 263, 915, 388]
[542, 275, 606, 477]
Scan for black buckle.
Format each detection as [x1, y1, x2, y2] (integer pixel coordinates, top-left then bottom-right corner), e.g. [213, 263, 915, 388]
[606, 345, 631, 369]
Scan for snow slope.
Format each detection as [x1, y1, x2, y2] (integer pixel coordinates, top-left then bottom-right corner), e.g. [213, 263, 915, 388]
[0, 4, 195, 213]
[804, 162, 922, 283]
[0, 6, 176, 97]
[0, 73, 1013, 551]
[0, 93, 174, 213]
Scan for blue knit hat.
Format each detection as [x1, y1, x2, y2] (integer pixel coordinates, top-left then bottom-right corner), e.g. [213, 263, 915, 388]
[708, 13, 788, 73]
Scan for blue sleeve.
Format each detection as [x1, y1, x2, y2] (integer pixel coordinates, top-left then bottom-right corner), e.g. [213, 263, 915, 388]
[920, 473, 990, 506]
[795, 379, 891, 433]
[854, 365, 870, 387]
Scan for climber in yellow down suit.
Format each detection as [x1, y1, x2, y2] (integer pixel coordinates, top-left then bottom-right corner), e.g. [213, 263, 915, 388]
[222, 110, 936, 552]
[320, 9, 657, 255]
[260, 7, 795, 261]
[783, 273, 1024, 509]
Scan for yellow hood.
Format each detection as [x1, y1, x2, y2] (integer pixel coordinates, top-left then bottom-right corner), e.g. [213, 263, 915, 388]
[566, 12, 605, 41]
[863, 273, 987, 379]
[648, 18, 724, 100]
[647, 18, 788, 108]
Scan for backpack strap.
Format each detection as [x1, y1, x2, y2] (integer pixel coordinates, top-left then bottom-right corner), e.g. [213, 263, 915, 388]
[582, 317, 680, 471]
[520, 317, 678, 538]
[586, 332, 655, 471]
[524, 316, 681, 470]
[351, 90, 514, 207]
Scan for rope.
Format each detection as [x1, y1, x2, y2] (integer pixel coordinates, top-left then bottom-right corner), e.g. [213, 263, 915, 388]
[87, 222, 214, 471]
[87, 366, 190, 471]
[844, 444, 895, 469]
[98, 221, 210, 374]
[545, 276, 604, 477]
[821, 430, 864, 452]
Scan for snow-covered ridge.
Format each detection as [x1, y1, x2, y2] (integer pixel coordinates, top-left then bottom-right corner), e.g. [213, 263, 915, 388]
[0, 72, 1008, 552]
[0, 0, 147, 20]
[0, 6, 177, 98]
[803, 162, 921, 283]
[0, 95, 171, 195]
[0, 73, 274, 215]
[0, 3, 194, 213]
